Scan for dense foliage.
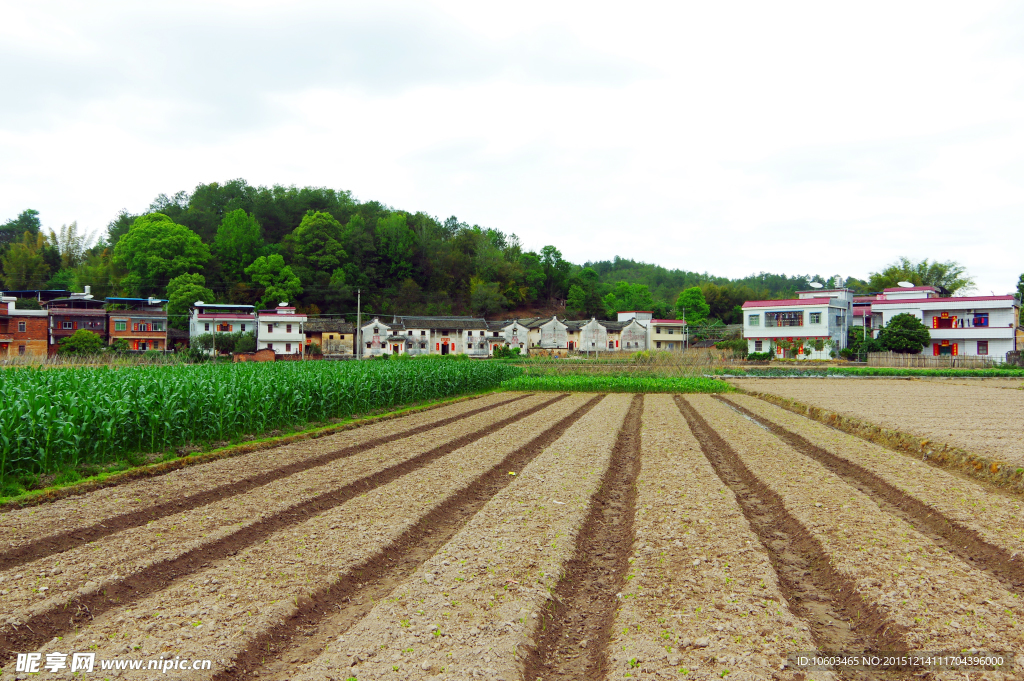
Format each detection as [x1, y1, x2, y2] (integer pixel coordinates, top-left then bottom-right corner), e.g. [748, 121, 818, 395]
[877, 313, 931, 354]
[0, 360, 521, 487]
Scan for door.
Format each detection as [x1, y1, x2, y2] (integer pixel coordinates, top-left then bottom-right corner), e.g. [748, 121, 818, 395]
[441, 343, 449, 355]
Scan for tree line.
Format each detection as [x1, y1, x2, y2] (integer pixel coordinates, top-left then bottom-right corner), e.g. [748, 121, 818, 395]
[0, 179, 994, 329]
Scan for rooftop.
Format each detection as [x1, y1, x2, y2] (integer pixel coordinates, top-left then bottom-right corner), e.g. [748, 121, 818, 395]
[743, 297, 833, 308]
[882, 286, 939, 292]
[872, 295, 1018, 305]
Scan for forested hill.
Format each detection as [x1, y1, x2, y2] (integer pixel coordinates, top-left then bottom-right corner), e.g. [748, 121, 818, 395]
[0, 179, 874, 327]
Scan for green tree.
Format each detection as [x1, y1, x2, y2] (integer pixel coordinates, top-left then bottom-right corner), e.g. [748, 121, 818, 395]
[244, 254, 303, 309]
[166, 273, 215, 331]
[0, 209, 41, 249]
[2, 231, 51, 289]
[602, 281, 657, 318]
[375, 213, 416, 281]
[58, 329, 103, 354]
[112, 213, 211, 296]
[469, 277, 508, 315]
[675, 287, 709, 324]
[877, 313, 931, 354]
[288, 210, 347, 273]
[213, 209, 265, 281]
[867, 257, 974, 294]
[566, 284, 586, 317]
[234, 332, 256, 354]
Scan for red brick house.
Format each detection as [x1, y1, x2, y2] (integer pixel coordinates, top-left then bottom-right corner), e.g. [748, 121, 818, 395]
[106, 297, 169, 352]
[43, 292, 108, 349]
[0, 296, 49, 357]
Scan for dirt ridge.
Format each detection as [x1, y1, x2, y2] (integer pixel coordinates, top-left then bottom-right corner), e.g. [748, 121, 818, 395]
[0, 394, 565, 662]
[675, 395, 914, 680]
[718, 394, 1024, 593]
[216, 394, 606, 681]
[0, 393, 528, 573]
[522, 394, 644, 681]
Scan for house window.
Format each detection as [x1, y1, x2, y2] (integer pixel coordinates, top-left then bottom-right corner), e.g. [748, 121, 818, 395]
[267, 324, 273, 333]
[608, 341, 614, 349]
[18, 345, 25, 355]
[152, 340, 159, 350]
[754, 340, 763, 352]
[809, 312, 822, 324]
[286, 343, 291, 352]
[63, 321, 73, 330]
[467, 331, 473, 336]
[668, 329, 673, 334]
[493, 332, 499, 337]
[18, 321, 26, 332]
[656, 341, 662, 349]
[748, 314, 759, 326]
[656, 327, 661, 333]
[115, 321, 126, 331]
[420, 343, 426, 349]
[341, 335, 346, 340]
[764, 311, 803, 327]
[204, 323, 210, 331]
[972, 313, 989, 328]
[420, 330, 426, 336]
[366, 342, 372, 348]
[218, 323, 231, 332]
[373, 327, 379, 334]
[267, 343, 273, 349]
[286, 324, 292, 334]
[153, 321, 164, 332]
[977, 340, 988, 355]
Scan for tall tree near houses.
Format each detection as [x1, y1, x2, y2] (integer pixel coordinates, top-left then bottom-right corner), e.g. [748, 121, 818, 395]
[1, 231, 50, 289]
[112, 213, 211, 296]
[0, 209, 41, 249]
[213, 209, 265, 282]
[867, 257, 974, 294]
[166, 274, 216, 331]
[244, 254, 303, 309]
[676, 287, 709, 324]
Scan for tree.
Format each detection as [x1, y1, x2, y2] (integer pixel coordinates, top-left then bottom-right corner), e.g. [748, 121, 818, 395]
[234, 332, 256, 353]
[14, 298, 41, 310]
[877, 313, 931, 354]
[192, 333, 214, 353]
[213, 209, 265, 281]
[58, 329, 103, 354]
[166, 273, 215, 331]
[49, 221, 93, 269]
[469, 277, 508, 315]
[112, 213, 210, 296]
[602, 281, 657, 317]
[676, 287, 709, 324]
[244, 254, 303, 309]
[375, 213, 416, 281]
[2, 231, 50, 289]
[1, 209, 41, 249]
[566, 284, 586, 317]
[288, 211, 347, 272]
[867, 257, 974, 295]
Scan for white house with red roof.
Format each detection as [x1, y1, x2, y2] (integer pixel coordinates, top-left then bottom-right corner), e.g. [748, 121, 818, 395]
[870, 287, 1021, 358]
[190, 302, 256, 354]
[257, 302, 307, 355]
[742, 288, 852, 358]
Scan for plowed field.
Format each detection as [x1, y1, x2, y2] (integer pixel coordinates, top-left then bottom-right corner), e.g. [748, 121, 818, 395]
[2, 390, 1020, 681]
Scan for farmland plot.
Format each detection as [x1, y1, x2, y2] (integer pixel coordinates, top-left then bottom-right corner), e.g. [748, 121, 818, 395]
[3, 388, 1022, 680]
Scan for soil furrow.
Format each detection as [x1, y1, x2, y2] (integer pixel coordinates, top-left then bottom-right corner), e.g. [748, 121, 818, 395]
[0, 393, 528, 574]
[718, 395, 1024, 593]
[603, 395, 824, 680]
[216, 394, 605, 681]
[0, 393, 565, 662]
[522, 394, 643, 681]
[675, 395, 913, 680]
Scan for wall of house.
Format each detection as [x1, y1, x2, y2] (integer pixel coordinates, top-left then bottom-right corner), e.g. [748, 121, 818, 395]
[620, 322, 648, 351]
[538, 321, 568, 348]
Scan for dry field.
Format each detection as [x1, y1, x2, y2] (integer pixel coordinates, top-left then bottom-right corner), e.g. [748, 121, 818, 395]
[2, 389, 1022, 681]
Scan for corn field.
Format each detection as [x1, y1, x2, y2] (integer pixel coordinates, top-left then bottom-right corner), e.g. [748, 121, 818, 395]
[0, 361, 521, 482]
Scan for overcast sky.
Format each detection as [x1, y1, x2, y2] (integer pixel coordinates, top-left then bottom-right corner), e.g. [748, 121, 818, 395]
[2, 1, 1022, 294]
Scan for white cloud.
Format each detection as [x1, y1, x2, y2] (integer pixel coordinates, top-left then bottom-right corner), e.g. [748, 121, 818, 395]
[1, 0, 1022, 293]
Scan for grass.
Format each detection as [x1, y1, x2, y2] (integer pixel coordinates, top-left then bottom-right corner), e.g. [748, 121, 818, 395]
[719, 366, 1024, 378]
[500, 374, 734, 393]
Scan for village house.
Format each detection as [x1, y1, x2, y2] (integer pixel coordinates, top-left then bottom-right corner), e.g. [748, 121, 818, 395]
[43, 288, 108, 349]
[870, 286, 1021, 358]
[303, 319, 355, 355]
[257, 303, 306, 355]
[0, 296, 48, 357]
[189, 302, 256, 354]
[742, 288, 852, 359]
[648, 319, 687, 351]
[360, 316, 490, 357]
[106, 297, 170, 351]
[851, 295, 883, 337]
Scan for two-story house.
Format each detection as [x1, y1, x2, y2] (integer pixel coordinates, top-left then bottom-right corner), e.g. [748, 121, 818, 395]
[743, 288, 852, 358]
[0, 296, 48, 357]
[106, 297, 169, 352]
[258, 303, 306, 355]
[190, 302, 256, 354]
[43, 289, 109, 348]
[648, 319, 687, 351]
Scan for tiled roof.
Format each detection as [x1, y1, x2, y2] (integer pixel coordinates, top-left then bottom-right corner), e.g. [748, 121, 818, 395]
[650, 319, 685, 324]
[882, 286, 938, 292]
[742, 297, 832, 308]
[304, 319, 354, 333]
[391, 316, 487, 330]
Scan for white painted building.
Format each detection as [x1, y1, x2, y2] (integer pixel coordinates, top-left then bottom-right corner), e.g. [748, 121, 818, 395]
[871, 292, 1021, 358]
[742, 288, 852, 359]
[189, 302, 256, 354]
[359, 316, 490, 357]
[257, 303, 306, 355]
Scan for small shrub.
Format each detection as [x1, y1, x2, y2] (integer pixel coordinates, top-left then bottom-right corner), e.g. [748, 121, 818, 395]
[746, 352, 772, 361]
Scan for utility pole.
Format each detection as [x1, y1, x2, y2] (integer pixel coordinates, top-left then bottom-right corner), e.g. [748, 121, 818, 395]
[356, 289, 362, 361]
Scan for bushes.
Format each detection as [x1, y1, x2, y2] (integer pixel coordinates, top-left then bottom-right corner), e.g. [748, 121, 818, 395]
[714, 338, 748, 359]
[492, 345, 521, 359]
[746, 352, 772, 361]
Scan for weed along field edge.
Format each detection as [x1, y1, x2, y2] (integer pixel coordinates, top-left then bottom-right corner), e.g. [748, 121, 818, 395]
[2, 379, 1022, 680]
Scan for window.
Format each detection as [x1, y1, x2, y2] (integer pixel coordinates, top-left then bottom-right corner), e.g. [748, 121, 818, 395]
[218, 323, 230, 332]
[366, 342, 371, 348]
[286, 343, 291, 352]
[286, 324, 292, 334]
[18, 345, 25, 356]
[656, 327, 661, 333]
[978, 340, 988, 355]
[152, 340, 159, 350]
[420, 330, 426, 336]
[809, 312, 821, 324]
[341, 335, 345, 340]
[420, 343, 426, 349]
[656, 341, 662, 349]
[63, 321, 73, 330]
[748, 314, 759, 326]
[267, 324, 273, 334]
[493, 332, 499, 337]
[754, 340, 763, 352]
[972, 313, 989, 328]
[18, 321, 25, 332]
[467, 331, 473, 336]
[373, 327, 379, 334]
[240, 324, 246, 332]
[115, 321, 126, 331]
[668, 329, 673, 335]
[267, 343, 273, 349]
[153, 321, 164, 332]
[764, 311, 803, 327]
[608, 341, 614, 349]
[204, 323, 210, 331]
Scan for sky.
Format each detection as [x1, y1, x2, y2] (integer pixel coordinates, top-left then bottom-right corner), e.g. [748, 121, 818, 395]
[2, 1, 1023, 295]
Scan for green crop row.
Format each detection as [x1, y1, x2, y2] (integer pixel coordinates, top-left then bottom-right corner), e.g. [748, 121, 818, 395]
[0, 360, 522, 486]
[500, 374, 734, 394]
